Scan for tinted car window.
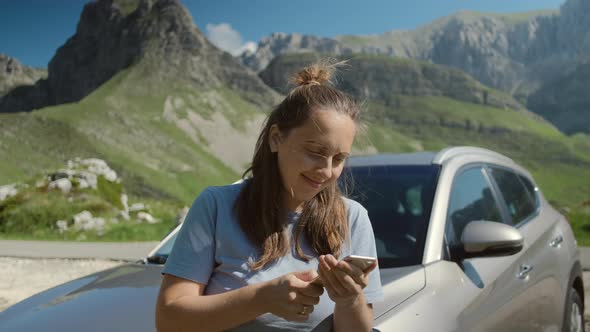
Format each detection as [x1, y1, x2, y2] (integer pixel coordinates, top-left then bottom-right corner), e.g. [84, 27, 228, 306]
[490, 167, 536, 224]
[345, 165, 440, 268]
[446, 167, 503, 246]
[518, 175, 539, 207]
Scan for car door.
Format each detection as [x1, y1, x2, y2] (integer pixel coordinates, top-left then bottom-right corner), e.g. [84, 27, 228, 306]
[443, 164, 533, 331]
[486, 165, 563, 330]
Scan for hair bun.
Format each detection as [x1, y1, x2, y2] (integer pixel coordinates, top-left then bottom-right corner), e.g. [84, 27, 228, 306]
[290, 58, 347, 87]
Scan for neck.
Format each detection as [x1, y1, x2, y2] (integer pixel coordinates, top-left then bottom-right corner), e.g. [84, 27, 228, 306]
[282, 190, 304, 213]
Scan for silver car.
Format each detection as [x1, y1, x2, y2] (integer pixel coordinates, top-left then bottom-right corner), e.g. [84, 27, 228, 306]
[0, 146, 584, 331]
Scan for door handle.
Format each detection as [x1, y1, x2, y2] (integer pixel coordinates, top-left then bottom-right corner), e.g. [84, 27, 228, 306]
[549, 235, 563, 248]
[517, 264, 534, 280]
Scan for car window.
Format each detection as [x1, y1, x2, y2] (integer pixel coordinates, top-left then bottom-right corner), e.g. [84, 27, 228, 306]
[490, 167, 536, 224]
[345, 165, 440, 268]
[518, 174, 539, 208]
[445, 167, 503, 247]
[154, 232, 178, 257]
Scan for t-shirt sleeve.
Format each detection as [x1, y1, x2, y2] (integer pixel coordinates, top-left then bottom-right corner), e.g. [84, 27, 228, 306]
[161, 187, 217, 284]
[349, 202, 384, 304]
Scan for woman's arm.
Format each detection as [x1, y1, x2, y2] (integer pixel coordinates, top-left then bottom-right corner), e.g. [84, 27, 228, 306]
[333, 298, 374, 332]
[156, 271, 323, 332]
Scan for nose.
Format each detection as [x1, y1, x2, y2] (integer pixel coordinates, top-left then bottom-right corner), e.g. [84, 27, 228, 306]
[316, 156, 333, 180]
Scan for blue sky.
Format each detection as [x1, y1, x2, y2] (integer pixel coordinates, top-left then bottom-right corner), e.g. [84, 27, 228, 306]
[0, 0, 565, 68]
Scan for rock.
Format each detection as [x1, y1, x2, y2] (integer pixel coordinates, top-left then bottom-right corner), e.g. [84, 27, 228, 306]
[74, 171, 98, 189]
[73, 211, 93, 229]
[0, 184, 18, 201]
[48, 178, 72, 194]
[77, 158, 118, 182]
[0, 54, 47, 97]
[73, 211, 106, 232]
[118, 210, 130, 221]
[240, 32, 344, 72]
[120, 194, 130, 220]
[55, 220, 68, 234]
[129, 203, 146, 212]
[137, 211, 157, 224]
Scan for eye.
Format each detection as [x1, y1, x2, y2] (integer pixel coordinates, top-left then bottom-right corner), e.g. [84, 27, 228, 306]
[306, 149, 325, 158]
[333, 155, 347, 164]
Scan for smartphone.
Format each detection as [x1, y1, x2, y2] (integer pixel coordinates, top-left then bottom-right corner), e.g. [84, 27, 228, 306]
[310, 255, 377, 286]
[342, 255, 377, 271]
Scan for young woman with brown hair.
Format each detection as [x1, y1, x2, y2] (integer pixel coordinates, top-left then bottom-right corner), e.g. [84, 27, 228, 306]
[155, 60, 383, 332]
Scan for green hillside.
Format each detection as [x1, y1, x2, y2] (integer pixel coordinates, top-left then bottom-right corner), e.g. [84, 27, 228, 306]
[0, 66, 269, 240]
[360, 96, 590, 206]
[0, 70, 246, 202]
[2, 51, 590, 242]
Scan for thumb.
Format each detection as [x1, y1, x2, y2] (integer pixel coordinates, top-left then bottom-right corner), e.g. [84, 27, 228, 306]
[363, 261, 377, 274]
[293, 269, 319, 282]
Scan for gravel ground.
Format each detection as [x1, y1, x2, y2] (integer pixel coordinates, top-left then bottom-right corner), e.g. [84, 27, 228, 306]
[1, 257, 590, 330]
[0, 257, 122, 311]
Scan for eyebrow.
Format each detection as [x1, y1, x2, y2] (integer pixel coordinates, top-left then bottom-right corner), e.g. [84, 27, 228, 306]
[304, 141, 350, 156]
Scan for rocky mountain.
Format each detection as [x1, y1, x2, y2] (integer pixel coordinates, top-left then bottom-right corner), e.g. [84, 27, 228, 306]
[0, 54, 46, 97]
[240, 9, 561, 92]
[0, 0, 282, 205]
[240, 0, 590, 134]
[260, 53, 525, 112]
[0, 0, 278, 113]
[527, 61, 590, 134]
[240, 32, 348, 73]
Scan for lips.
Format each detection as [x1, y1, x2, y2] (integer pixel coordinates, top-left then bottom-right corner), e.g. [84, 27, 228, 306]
[302, 174, 324, 189]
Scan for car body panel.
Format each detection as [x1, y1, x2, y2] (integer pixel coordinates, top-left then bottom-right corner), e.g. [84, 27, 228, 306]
[0, 264, 162, 332]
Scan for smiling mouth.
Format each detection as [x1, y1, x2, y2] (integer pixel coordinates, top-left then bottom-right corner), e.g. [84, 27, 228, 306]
[302, 175, 324, 188]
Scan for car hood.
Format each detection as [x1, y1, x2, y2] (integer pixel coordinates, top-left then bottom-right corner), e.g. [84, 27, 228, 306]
[372, 265, 426, 319]
[0, 263, 163, 332]
[0, 263, 425, 330]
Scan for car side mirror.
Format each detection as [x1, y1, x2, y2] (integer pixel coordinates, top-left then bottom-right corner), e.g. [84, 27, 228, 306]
[461, 221, 523, 258]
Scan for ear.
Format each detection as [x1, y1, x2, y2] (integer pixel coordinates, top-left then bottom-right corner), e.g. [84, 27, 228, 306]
[268, 124, 282, 153]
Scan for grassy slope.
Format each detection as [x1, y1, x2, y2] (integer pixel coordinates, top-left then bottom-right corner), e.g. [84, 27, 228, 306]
[360, 95, 590, 207]
[0, 69, 246, 203]
[0, 67, 265, 240]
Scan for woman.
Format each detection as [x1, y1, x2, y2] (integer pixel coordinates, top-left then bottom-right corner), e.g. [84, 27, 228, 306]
[155, 60, 383, 332]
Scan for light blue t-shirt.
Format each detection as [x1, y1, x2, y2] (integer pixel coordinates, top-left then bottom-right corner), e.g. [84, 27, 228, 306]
[162, 181, 383, 331]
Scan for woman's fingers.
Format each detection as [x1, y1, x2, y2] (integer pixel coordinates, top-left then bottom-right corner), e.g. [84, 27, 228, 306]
[300, 282, 324, 298]
[318, 255, 341, 296]
[320, 255, 352, 296]
[323, 255, 372, 290]
[293, 292, 321, 306]
[335, 260, 367, 287]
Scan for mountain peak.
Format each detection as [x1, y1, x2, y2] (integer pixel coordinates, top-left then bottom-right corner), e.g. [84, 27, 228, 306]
[0, 54, 47, 98]
[0, 0, 277, 113]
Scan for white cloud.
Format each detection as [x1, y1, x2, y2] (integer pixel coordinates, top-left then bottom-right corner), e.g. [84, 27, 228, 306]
[205, 23, 258, 56]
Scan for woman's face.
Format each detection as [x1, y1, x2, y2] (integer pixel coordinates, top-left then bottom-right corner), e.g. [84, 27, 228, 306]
[269, 109, 356, 212]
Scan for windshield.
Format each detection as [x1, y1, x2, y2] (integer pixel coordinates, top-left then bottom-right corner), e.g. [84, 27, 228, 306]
[150, 232, 177, 262]
[153, 164, 440, 268]
[344, 165, 440, 268]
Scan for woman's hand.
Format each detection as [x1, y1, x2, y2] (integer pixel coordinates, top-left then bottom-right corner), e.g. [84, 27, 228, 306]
[317, 254, 376, 307]
[260, 270, 324, 322]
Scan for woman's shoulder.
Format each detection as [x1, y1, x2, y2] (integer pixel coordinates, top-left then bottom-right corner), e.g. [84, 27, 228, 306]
[199, 180, 248, 203]
[340, 195, 368, 215]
